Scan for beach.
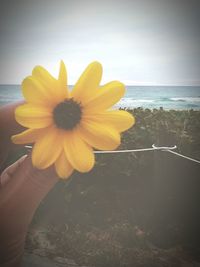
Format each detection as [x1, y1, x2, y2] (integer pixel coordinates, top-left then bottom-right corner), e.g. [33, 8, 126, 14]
[4, 107, 200, 267]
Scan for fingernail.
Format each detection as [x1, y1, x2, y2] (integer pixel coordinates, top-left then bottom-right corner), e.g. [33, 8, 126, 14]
[19, 154, 28, 162]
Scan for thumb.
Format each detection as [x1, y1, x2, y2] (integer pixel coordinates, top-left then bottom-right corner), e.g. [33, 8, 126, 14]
[0, 155, 28, 186]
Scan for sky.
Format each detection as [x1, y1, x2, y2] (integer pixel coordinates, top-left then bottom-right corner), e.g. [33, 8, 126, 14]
[0, 0, 200, 85]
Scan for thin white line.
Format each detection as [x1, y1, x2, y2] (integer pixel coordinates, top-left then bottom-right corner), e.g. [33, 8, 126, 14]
[24, 144, 200, 164]
[25, 145, 177, 153]
[94, 145, 177, 153]
[165, 149, 200, 164]
[94, 148, 156, 153]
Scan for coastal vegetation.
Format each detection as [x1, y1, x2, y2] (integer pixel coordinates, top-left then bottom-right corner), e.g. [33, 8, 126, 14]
[7, 108, 200, 266]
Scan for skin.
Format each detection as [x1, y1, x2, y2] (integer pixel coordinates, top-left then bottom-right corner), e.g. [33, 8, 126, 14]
[0, 102, 59, 267]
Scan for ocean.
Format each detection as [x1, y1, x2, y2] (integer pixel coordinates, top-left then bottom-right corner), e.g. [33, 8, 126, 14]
[0, 85, 200, 110]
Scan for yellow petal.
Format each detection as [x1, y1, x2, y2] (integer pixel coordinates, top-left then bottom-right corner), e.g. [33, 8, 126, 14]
[32, 127, 63, 169]
[64, 131, 95, 172]
[11, 128, 45, 144]
[59, 60, 67, 88]
[22, 76, 55, 106]
[32, 65, 67, 104]
[15, 103, 53, 129]
[84, 81, 125, 112]
[32, 65, 57, 88]
[71, 61, 102, 105]
[55, 150, 74, 179]
[78, 120, 120, 150]
[57, 60, 70, 100]
[83, 110, 135, 132]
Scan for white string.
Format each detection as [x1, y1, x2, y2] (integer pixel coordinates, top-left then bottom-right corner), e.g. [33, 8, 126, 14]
[24, 145, 200, 164]
[94, 145, 177, 154]
[164, 149, 200, 164]
[25, 145, 177, 153]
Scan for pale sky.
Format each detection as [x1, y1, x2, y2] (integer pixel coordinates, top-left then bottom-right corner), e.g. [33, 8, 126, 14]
[0, 0, 200, 85]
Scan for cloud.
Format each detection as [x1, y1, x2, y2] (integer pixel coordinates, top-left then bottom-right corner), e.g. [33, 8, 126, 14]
[0, 0, 200, 84]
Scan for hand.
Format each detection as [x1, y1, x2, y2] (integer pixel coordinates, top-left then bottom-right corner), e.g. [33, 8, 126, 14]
[0, 102, 59, 266]
[0, 154, 59, 267]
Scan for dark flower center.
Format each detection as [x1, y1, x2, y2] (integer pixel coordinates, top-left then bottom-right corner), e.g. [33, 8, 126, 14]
[53, 98, 82, 129]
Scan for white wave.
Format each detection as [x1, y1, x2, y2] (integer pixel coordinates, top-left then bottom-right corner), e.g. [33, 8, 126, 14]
[115, 98, 156, 108]
[119, 98, 155, 103]
[170, 97, 200, 102]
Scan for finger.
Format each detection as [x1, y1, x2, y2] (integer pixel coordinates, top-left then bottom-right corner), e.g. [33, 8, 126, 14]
[0, 155, 28, 186]
[0, 154, 60, 222]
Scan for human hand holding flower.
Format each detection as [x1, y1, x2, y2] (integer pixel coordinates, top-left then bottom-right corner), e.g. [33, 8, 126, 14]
[0, 61, 134, 266]
[0, 103, 59, 267]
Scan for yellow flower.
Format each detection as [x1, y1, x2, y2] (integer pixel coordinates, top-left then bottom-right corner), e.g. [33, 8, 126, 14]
[12, 61, 135, 178]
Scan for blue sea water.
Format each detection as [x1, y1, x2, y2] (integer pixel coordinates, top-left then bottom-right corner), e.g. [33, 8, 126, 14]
[0, 84, 200, 110]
